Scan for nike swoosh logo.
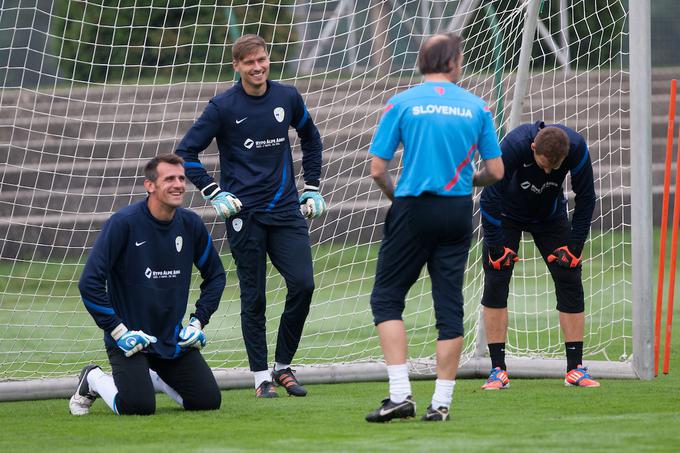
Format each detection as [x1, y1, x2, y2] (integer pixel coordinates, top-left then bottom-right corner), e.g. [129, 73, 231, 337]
[235, 117, 247, 124]
[523, 163, 533, 167]
[135, 241, 146, 247]
[379, 401, 410, 417]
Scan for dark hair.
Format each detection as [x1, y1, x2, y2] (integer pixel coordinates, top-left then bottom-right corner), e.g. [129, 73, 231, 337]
[533, 127, 570, 166]
[417, 33, 463, 75]
[232, 34, 267, 61]
[144, 154, 184, 182]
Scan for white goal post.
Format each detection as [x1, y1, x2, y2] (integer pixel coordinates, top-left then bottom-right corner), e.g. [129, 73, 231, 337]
[0, 0, 653, 401]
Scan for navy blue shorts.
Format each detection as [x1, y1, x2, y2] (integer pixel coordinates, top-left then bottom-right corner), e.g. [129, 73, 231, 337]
[370, 195, 473, 340]
[481, 215, 584, 313]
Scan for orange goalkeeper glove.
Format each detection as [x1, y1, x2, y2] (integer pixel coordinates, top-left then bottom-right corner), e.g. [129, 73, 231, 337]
[547, 246, 582, 268]
[488, 246, 519, 270]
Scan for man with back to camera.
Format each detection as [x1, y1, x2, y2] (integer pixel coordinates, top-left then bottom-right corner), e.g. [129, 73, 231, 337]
[70, 154, 225, 416]
[479, 122, 599, 390]
[365, 32, 504, 423]
[176, 34, 326, 398]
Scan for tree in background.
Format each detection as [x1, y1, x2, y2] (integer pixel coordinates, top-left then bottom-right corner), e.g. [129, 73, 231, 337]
[51, 0, 295, 84]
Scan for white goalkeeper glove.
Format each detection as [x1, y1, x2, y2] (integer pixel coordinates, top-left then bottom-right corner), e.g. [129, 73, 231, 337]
[178, 317, 206, 350]
[201, 183, 242, 220]
[299, 184, 327, 219]
[111, 323, 157, 357]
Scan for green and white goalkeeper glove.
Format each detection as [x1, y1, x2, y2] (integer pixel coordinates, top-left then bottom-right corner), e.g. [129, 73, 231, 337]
[201, 183, 242, 221]
[299, 184, 327, 219]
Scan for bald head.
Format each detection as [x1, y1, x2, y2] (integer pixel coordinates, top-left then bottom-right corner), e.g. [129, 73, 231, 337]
[417, 33, 463, 77]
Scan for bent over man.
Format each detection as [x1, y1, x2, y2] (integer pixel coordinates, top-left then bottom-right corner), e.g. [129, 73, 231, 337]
[70, 154, 225, 416]
[479, 122, 599, 389]
[176, 34, 326, 398]
[365, 33, 504, 423]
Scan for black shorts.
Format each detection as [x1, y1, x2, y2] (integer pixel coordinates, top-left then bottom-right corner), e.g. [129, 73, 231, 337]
[370, 195, 473, 340]
[481, 215, 584, 313]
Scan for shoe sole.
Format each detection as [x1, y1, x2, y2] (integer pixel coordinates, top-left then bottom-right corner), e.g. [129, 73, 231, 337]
[366, 415, 415, 423]
[482, 382, 510, 390]
[564, 380, 600, 388]
[422, 416, 449, 422]
[282, 388, 307, 397]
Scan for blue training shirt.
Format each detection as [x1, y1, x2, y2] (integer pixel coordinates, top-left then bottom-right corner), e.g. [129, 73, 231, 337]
[78, 200, 226, 359]
[369, 81, 501, 197]
[176, 80, 323, 213]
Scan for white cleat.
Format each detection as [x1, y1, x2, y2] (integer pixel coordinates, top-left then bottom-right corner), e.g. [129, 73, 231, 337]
[69, 365, 100, 415]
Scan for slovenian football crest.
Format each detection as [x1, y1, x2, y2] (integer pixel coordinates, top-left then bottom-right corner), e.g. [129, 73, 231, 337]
[175, 236, 183, 252]
[274, 107, 285, 123]
[232, 218, 243, 232]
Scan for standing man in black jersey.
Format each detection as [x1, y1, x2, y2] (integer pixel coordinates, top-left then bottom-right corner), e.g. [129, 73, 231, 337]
[176, 34, 325, 398]
[479, 122, 600, 390]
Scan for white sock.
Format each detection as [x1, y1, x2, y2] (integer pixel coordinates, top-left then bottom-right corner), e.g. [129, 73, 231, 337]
[431, 379, 456, 409]
[253, 370, 271, 389]
[87, 367, 119, 414]
[149, 369, 183, 407]
[274, 362, 290, 372]
[387, 363, 411, 403]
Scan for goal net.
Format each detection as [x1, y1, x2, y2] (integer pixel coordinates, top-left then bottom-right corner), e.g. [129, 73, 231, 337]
[0, 0, 639, 394]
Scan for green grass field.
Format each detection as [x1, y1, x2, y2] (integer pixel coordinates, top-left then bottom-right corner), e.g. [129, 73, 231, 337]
[1, 371, 679, 452]
[1, 231, 679, 451]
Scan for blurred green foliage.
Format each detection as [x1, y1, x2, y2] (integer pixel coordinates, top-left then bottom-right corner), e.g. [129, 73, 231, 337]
[51, 0, 295, 84]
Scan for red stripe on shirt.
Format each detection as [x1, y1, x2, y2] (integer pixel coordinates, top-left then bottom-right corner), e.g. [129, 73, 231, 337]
[444, 144, 477, 191]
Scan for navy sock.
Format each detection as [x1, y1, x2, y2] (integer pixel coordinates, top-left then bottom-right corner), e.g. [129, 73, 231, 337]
[565, 341, 583, 372]
[488, 342, 506, 371]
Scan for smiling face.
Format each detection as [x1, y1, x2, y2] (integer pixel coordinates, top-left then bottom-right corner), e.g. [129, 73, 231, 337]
[233, 47, 270, 96]
[144, 162, 186, 219]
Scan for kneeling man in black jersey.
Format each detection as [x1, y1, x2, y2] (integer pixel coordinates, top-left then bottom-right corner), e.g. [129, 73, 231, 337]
[70, 154, 226, 415]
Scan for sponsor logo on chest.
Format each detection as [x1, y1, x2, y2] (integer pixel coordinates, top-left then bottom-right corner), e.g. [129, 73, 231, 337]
[520, 180, 559, 194]
[145, 267, 181, 279]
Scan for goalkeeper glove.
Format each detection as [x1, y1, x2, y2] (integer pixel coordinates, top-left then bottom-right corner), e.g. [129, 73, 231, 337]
[178, 317, 206, 349]
[299, 184, 327, 219]
[111, 324, 157, 357]
[201, 183, 242, 220]
[547, 245, 582, 268]
[488, 245, 519, 270]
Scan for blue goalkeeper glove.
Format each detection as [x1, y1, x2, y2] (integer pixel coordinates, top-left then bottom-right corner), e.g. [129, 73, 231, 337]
[111, 324, 157, 357]
[201, 183, 242, 220]
[178, 317, 206, 350]
[299, 184, 327, 219]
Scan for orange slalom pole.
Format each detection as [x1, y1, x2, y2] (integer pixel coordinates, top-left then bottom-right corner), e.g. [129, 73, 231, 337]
[656, 79, 676, 376]
[663, 103, 680, 375]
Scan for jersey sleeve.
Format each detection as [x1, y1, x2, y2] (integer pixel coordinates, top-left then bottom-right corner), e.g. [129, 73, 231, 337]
[292, 90, 323, 188]
[568, 138, 596, 250]
[477, 104, 502, 160]
[368, 99, 401, 161]
[78, 216, 126, 334]
[175, 100, 223, 192]
[190, 218, 226, 327]
[480, 129, 524, 246]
